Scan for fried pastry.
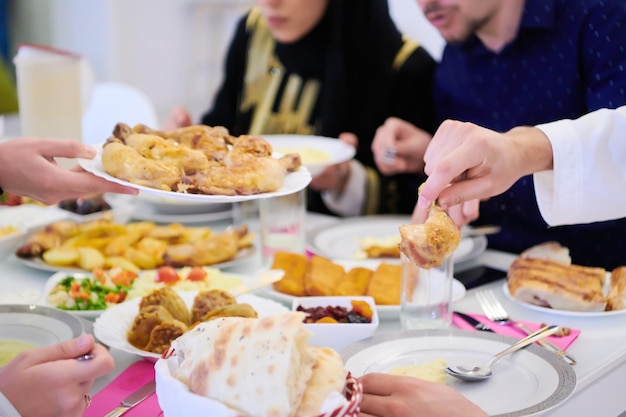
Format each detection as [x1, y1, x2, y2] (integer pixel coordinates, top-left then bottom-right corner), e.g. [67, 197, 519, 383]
[366, 262, 402, 305]
[139, 287, 190, 325]
[191, 289, 236, 323]
[271, 251, 309, 296]
[304, 256, 345, 296]
[333, 267, 372, 296]
[606, 266, 626, 311]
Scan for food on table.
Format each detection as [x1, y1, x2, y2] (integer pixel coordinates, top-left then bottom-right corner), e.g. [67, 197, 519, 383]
[304, 256, 346, 296]
[271, 252, 402, 305]
[388, 358, 448, 384]
[507, 242, 626, 312]
[47, 268, 137, 311]
[364, 263, 402, 305]
[398, 202, 461, 269]
[273, 146, 331, 165]
[0, 225, 19, 238]
[190, 289, 236, 323]
[296, 300, 374, 324]
[102, 122, 302, 196]
[15, 216, 255, 271]
[127, 266, 243, 300]
[57, 194, 111, 215]
[0, 340, 37, 366]
[127, 288, 258, 353]
[354, 235, 401, 259]
[271, 251, 309, 295]
[166, 312, 350, 417]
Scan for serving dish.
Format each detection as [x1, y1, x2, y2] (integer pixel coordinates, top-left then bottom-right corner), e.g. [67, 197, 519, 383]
[342, 328, 576, 417]
[78, 141, 312, 203]
[262, 134, 356, 176]
[94, 291, 289, 361]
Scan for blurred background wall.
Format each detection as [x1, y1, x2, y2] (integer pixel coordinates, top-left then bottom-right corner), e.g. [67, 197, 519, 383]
[5, 0, 444, 126]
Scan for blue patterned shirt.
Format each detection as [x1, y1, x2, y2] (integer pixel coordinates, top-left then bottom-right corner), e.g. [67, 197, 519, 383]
[435, 0, 626, 268]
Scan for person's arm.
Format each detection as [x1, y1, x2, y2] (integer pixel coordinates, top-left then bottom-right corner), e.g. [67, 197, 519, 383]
[359, 373, 488, 417]
[534, 106, 626, 225]
[0, 335, 114, 417]
[0, 138, 137, 204]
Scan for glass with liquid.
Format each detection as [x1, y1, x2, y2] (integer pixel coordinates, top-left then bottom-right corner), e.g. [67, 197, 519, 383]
[259, 190, 306, 267]
[400, 252, 454, 330]
[14, 44, 92, 168]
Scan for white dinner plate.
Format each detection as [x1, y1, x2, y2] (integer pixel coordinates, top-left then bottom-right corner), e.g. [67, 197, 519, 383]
[94, 291, 289, 361]
[262, 135, 356, 176]
[342, 329, 576, 417]
[0, 304, 84, 348]
[78, 141, 312, 203]
[12, 245, 257, 274]
[261, 259, 467, 320]
[502, 281, 626, 318]
[41, 268, 250, 320]
[132, 191, 233, 215]
[306, 215, 487, 264]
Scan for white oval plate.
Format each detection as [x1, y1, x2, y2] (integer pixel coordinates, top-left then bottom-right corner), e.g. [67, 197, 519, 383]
[262, 259, 466, 320]
[342, 329, 576, 417]
[13, 245, 257, 274]
[502, 282, 626, 317]
[262, 135, 356, 177]
[94, 292, 289, 361]
[306, 215, 487, 264]
[78, 141, 312, 203]
[0, 304, 84, 349]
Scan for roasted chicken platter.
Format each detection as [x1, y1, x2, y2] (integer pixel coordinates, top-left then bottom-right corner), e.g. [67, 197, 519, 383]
[102, 123, 302, 196]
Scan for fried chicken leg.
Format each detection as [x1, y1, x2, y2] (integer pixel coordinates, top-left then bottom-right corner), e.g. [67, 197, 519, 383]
[398, 203, 461, 269]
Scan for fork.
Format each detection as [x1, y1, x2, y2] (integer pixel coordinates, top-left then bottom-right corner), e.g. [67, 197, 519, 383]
[476, 289, 577, 365]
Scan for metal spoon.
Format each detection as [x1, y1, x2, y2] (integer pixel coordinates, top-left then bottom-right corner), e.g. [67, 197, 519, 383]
[445, 324, 560, 382]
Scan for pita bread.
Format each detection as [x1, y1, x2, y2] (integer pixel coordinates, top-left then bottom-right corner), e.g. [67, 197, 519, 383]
[296, 347, 346, 416]
[171, 312, 316, 417]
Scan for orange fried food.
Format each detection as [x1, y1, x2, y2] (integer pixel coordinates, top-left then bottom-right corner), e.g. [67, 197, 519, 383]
[271, 251, 309, 296]
[304, 256, 346, 296]
[366, 262, 402, 305]
[333, 267, 372, 296]
[398, 203, 460, 269]
[162, 227, 241, 267]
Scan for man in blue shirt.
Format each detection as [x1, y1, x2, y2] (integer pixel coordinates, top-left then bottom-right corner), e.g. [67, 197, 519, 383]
[372, 0, 626, 269]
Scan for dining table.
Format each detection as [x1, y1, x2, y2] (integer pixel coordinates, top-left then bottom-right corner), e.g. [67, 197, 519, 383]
[1, 209, 626, 417]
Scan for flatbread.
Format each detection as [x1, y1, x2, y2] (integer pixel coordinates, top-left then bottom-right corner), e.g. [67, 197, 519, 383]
[171, 312, 315, 417]
[296, 347, 346, 416]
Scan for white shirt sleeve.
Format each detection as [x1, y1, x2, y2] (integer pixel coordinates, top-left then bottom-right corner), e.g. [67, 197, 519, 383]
[0, 391, 22, 417]
[533, 106, 626, 226]
[321, 160, 366, 216]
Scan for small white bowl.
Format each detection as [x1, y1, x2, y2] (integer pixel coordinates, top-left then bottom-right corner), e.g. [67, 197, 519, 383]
[0, 224, 26, 261]
[292, 296, 379, 353]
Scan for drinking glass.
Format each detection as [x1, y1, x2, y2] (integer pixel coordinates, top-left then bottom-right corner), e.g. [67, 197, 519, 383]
[400, 252, 454, 330]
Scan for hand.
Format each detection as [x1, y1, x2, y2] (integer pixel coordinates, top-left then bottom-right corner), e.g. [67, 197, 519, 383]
[359, 373, 488, 417]
[0, 138, 138, 204]
[0, 334, 114, 417]
[413, 120, 553, 223]
[371, 117, 431, 175]
[162, 106, 192, 130]
[309, 132, 358, 194]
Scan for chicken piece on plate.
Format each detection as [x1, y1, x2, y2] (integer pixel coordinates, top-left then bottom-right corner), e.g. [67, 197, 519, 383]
[398, 203, 461, 269]
[101, 140, 181, 190]
[162, 227, 245, 267]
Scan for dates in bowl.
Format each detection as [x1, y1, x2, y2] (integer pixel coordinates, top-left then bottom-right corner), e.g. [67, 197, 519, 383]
[292, 296, 379, 352]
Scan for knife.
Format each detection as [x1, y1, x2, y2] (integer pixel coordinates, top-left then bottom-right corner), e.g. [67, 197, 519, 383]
[453, 311, 495, 333]
[103, 380, 156, 417]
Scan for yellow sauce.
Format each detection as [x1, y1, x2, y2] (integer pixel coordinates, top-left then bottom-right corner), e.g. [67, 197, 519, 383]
[275, 147, 331, 165]
[0, 340, 37, 366]
[0, 226, 19, 238]
[388, 358, 448, 383]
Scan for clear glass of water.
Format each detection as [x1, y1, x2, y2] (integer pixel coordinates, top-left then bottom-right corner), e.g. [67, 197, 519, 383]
[400, 252, 454, 330]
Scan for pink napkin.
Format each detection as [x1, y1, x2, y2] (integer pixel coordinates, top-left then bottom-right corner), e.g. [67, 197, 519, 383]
[83, 360, 162, 417]
[452, 312, 580, 350]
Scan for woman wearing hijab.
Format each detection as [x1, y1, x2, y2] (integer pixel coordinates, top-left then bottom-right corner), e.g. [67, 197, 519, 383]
[166, 0, 435, 216]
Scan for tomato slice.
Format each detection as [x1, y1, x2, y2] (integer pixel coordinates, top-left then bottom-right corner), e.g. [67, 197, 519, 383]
[155, 266, 180, 284]
[187, 266, 208, 282]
